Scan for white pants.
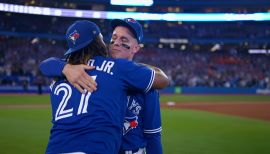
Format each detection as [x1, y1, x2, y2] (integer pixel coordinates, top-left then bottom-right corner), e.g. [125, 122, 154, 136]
[125, 148, 146, 154]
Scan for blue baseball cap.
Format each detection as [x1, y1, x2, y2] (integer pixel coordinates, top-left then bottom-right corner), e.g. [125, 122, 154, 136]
[65, 20, 101, 56]
[111, 18, 143, 43]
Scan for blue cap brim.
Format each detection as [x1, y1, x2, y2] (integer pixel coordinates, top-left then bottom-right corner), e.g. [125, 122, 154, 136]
[64, 39, 92, 56]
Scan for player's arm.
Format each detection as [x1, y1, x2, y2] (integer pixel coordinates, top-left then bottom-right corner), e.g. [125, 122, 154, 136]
[39, 57, 67, 77]
[139, 63, 170, 89]
[143, 90, 163, 154]
[145, 133, 163, 154]
[118, 60, 169, 92]
[39, 57, 97, 93]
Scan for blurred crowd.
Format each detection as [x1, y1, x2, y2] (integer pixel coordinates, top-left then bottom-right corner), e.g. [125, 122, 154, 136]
[0, 37, 269, 89]
[135, 47, 270, 88]
[1, 13, 270, 44]
[0, 37, 65, 87]
[1, 11, 270, 89]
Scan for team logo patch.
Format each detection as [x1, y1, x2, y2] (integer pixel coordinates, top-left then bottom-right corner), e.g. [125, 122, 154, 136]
[69, 30, 80, 44]
[123, 96, 141, 135]
[126, 18, 136, 23]
[123, 116, 138, 135]
[128, 98, 141, 115]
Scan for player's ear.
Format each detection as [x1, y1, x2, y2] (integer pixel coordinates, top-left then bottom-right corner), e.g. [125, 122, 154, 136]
[132, 44, 141, 54]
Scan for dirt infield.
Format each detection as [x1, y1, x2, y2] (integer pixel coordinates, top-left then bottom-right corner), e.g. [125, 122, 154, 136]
[161, 102, 270, 121]
[1, 102, 270, 122]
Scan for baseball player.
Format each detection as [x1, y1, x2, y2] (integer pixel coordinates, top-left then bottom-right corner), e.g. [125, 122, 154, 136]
[40, 20, 169, 154]
[110, 18, 163, 154]
[40, 18, 165, 154]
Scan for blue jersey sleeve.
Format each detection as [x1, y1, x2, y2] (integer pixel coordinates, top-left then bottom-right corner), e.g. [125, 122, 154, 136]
[143, 90, 162, 134]
[39, 57, 67, 77]
[145, 133, 163, 154]
[143, 90, 163, 154]
[116, 59, 155, 93]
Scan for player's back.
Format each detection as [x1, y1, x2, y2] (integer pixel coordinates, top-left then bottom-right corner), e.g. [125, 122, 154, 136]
[46, 56, 154, 154]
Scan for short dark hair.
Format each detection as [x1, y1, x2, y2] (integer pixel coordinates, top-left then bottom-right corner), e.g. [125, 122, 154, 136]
[68, 35, 108, 65]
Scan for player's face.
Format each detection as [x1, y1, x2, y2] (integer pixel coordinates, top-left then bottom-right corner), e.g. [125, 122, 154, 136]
[109, 26, 140, 61]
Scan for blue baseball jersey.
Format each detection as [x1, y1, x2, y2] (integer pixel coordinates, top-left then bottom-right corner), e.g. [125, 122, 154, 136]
[42, 56, 155, 154]
[121, 89, 162, 153]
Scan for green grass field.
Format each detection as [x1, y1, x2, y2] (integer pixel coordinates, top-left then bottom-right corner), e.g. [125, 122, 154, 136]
[0, 94, 270, 154]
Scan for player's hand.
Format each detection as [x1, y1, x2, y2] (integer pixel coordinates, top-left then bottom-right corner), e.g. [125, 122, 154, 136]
[62, 64, 97, 93]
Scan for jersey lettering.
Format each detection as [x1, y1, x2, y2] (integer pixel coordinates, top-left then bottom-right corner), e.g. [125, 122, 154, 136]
[95, 60, 114, 75]
[54, 76, 97, 121]
[54, 83, 73, 121]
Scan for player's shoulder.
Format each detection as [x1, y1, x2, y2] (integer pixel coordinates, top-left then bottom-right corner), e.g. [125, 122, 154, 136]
[50, 78, 72, 91]
[128, 90, 159, 104]
[128, 91, 145, 99]
[144, 89, 159, 97]
[95, 56, 133, 65]
[114, 58, 136, 65]
[110, 58, 141, 71]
